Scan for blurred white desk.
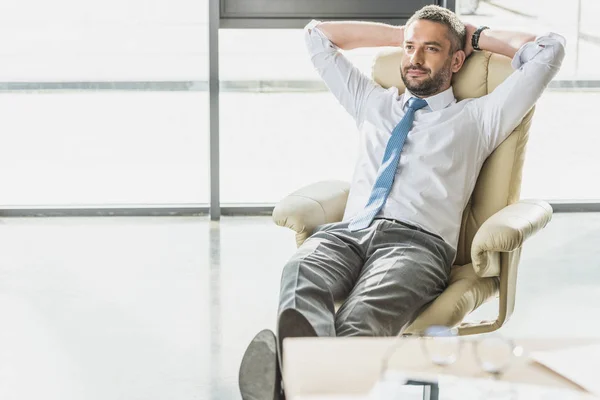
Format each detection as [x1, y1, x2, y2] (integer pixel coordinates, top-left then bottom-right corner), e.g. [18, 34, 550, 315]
[283, 337, 598, 399]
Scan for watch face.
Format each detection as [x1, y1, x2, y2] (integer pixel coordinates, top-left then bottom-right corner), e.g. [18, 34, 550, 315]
[472, 33, 479, 50]
[472, 27, 488, 50]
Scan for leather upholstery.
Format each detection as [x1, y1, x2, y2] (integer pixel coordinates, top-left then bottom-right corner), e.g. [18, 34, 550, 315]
[273, 50, 553, 335]
[272, 180, 350, 248]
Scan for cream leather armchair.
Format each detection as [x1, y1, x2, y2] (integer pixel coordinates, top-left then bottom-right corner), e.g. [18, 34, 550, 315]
[272, 49, 553, 336]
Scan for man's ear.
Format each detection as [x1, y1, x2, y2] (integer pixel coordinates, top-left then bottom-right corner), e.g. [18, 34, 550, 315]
[451, 50, 466, 73]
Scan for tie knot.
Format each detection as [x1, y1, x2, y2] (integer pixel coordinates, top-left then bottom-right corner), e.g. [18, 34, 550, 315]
[407, 97, 428, 111]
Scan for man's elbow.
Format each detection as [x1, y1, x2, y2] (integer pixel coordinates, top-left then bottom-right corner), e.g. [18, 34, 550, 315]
[539, 33, 567, 66]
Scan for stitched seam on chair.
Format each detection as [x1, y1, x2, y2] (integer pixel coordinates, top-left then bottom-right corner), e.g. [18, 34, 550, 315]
[452, 276, 498, 325]
[497, 109, 531, 269]
[484, 215, 530, 252]
[484, 51, 494, 152]
[461, 210, 468, 265]
[453, 292, 474, 324]
[462, 51, 492, 263]
[460, 102, 483, 264]
[507, 110, 533, 203]
[529, 202, 549, 227]
[506, 127, 522, 206]
[290, 194, 328, 221]
[466, 206, 478, 264]
[484, 51, 492, 95]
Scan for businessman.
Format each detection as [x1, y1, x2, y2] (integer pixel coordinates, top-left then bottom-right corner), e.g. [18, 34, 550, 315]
[239, 5, 565, 400]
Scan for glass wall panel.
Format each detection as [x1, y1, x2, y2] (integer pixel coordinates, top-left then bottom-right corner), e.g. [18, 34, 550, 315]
[0, 0, 209, 206]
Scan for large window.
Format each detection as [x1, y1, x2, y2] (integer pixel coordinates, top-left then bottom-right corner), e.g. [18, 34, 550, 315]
[219, 30, 387, 204]
[0, 0, 209, 207]
[1, 0, 597, 208]
[220, 1, 600, 204]
[461, 0, 600, 200]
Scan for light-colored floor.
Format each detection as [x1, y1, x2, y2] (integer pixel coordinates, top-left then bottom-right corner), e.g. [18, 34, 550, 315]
[0, 213, 599, 399]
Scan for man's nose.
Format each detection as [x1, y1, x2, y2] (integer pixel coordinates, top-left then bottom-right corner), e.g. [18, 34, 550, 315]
[410, 48, 424, 65]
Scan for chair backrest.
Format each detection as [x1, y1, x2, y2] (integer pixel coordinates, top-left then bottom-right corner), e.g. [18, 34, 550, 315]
[372, 50, 534, 265]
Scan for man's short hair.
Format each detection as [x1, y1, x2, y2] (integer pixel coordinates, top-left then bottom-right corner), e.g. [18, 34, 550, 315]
[406, 5, 466, 54]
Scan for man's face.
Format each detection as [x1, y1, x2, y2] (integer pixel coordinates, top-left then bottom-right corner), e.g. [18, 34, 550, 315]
[401, 20, 462, 97]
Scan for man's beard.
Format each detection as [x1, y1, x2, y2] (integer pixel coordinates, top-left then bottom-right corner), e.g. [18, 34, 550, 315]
[401, 58, 452, 97]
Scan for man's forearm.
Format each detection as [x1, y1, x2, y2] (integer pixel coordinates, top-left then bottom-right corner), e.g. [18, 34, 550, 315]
[313, 21, 404, 50]
[316, 20, 536, 57]
[477, 29, 537, 59]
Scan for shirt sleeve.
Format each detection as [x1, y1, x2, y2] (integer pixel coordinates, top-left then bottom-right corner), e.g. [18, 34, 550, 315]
[304, 20, 389, 128]
[467, 33, 566, 153]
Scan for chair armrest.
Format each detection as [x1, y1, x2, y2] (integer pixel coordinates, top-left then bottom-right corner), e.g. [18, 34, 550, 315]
[471, 200, 553, 278]
[272, 180, 350, 247]
[455, 200, 553, 335]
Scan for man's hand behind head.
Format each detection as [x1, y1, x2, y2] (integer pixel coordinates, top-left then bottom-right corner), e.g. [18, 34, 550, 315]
[464, 23, 477, 58]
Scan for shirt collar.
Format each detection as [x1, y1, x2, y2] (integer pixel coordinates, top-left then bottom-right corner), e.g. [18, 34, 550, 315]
[401, 86, 456, 112]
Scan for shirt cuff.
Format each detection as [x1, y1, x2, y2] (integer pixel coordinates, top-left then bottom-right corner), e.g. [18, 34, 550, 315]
[305, 19, 321, 32]
[304, 19, 340, 54]
[511, 32, 567, 69]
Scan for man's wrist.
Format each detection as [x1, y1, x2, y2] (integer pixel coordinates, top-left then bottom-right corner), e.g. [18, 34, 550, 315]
[476, 29, 525, 60]
[393, 26, 405, 47]
[472, 26, 490, 51]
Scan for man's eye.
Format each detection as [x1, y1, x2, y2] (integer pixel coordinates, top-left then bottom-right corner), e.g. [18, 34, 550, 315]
[427, 47, 438, 52]
[405, 45, 414, 50]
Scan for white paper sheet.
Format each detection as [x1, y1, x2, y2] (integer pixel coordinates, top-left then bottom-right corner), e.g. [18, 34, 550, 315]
[294, 372, 595, 400]
[531, 344, 600, 396]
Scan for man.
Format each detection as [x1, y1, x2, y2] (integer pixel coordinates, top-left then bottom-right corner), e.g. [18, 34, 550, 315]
[239, 5, 565, 400]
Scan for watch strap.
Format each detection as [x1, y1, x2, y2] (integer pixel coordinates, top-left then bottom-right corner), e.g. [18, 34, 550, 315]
[472, 26, 490, 51]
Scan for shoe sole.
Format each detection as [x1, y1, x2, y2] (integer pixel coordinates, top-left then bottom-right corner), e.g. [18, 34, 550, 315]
[277, 309, 317, 373]
[239, 329, 280, 400]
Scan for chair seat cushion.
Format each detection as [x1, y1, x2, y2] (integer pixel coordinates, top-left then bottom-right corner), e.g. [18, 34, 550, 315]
[404, 263, 499, 335]
[333, 263, 499, 335]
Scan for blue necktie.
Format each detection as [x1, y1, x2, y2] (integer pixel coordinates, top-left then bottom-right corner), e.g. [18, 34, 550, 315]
[349, 97, 428, 231]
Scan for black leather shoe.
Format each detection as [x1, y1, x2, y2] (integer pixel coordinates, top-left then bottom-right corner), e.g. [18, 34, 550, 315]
[277, 309, 317, 372]
[239, 329, 281, 400]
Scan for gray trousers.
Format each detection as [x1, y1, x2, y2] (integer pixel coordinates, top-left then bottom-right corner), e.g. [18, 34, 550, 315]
[278, 219, 456, 337]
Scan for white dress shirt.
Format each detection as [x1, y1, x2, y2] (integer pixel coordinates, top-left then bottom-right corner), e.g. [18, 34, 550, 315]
[304, 20, 566, 251]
